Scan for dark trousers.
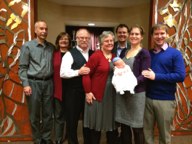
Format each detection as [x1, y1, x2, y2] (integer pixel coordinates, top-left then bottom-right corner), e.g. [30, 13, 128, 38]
[120, 124, 144, 144]
[27, 79, 53, 144]
[65, 87, 86, 144]
[54, 98, 66, 142]
[85, 129, 119, 144]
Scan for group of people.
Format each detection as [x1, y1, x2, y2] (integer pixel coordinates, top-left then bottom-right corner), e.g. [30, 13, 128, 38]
[19, 20, 185, 144]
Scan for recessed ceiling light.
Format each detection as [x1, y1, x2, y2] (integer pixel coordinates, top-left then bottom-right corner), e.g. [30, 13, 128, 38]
[88, 23, 95, 26]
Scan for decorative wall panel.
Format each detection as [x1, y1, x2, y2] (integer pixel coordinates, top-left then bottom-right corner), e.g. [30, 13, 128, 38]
[0, 0, 34, 141]
[151, 0, 192, 133]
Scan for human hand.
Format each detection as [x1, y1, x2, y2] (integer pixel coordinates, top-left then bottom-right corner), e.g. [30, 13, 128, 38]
[78, 65, 90, 75]
[24, 86, 32, 96]
[142, 68, 155, 80]
[86, 92, 96, 104]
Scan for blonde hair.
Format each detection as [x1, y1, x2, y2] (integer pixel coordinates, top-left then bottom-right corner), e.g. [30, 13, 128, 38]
[151, 23, 168, 35]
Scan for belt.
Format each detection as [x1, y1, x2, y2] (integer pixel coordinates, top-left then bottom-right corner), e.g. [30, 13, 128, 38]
[28, 75, 52, 81]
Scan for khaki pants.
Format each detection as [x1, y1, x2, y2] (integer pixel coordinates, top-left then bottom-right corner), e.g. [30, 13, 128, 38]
[144, 98, 176, 144]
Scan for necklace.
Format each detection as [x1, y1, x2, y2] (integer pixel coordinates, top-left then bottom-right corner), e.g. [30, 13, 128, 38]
[104, 53, 112, 62]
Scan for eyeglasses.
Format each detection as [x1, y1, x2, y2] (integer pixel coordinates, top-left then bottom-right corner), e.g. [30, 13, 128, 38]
[77, 37, 90, 40]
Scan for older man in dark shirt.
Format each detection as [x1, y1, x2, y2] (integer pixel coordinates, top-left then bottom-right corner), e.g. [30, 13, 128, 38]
[19, 20, 55, 144]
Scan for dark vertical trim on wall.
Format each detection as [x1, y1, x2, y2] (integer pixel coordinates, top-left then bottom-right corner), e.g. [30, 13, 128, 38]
[30, 0, 37, 39]
[148, 0, 154, 49]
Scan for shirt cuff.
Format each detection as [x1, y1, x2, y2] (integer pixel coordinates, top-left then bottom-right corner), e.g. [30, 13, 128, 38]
[22, 80, 29, 87]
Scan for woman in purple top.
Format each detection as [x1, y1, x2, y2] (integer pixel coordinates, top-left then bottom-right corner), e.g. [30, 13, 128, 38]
[115, 25, 151, 144]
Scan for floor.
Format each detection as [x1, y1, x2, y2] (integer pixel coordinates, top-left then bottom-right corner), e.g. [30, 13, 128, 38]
[1, 121, 192, 144]
[1, 135, 192, 144]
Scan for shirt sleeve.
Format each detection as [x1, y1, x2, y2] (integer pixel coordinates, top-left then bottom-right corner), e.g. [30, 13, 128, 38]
[19, 44, 30, 87]
[60, 51, 79, 78]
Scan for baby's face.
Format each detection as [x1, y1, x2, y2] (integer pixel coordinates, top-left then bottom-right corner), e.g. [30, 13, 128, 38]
[114, 59, 125, 68]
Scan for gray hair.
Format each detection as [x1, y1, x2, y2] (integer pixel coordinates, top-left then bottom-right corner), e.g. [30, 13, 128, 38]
[34, 20, 47, 30]
[99, 31, 115, 45]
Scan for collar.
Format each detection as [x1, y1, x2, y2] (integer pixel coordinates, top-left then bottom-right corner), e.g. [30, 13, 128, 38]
[153, 43, 168, 53]
[161, 42, 168, 50]
[117, 42, 128, 49]
[34, 39, 47, 47]
[76, 45, 89, 53]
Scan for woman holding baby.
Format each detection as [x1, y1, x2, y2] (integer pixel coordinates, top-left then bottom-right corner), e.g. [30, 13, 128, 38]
[115, 25, 151, 144]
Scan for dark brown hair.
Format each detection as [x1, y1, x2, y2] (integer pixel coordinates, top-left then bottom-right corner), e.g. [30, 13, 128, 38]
[55, 32, 71, 50]
[129, 25, 145, 36]
[115, 24, 129, 33]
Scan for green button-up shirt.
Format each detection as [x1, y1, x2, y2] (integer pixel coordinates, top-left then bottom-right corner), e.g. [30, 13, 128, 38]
[19, 39, 55, 86]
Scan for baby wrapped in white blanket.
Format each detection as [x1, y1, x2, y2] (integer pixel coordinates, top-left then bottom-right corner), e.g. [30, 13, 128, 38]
[112, 57, 137, 94]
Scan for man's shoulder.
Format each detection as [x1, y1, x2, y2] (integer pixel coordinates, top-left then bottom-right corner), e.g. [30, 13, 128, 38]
[23, 39, 35, 45]
[45, 41, 55, 48]
[69, 47, 77, 53]
[21, 40, 36, 49]
[167, 46, 183, 56]
[167, 46, 179, 51]
[46, 41, 54, 46]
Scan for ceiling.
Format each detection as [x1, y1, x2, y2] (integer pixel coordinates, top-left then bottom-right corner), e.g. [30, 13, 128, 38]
[47, 0, 150, 8]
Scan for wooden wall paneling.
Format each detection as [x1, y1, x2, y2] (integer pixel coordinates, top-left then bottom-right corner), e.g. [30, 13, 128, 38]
[0, 0, 35, 141]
